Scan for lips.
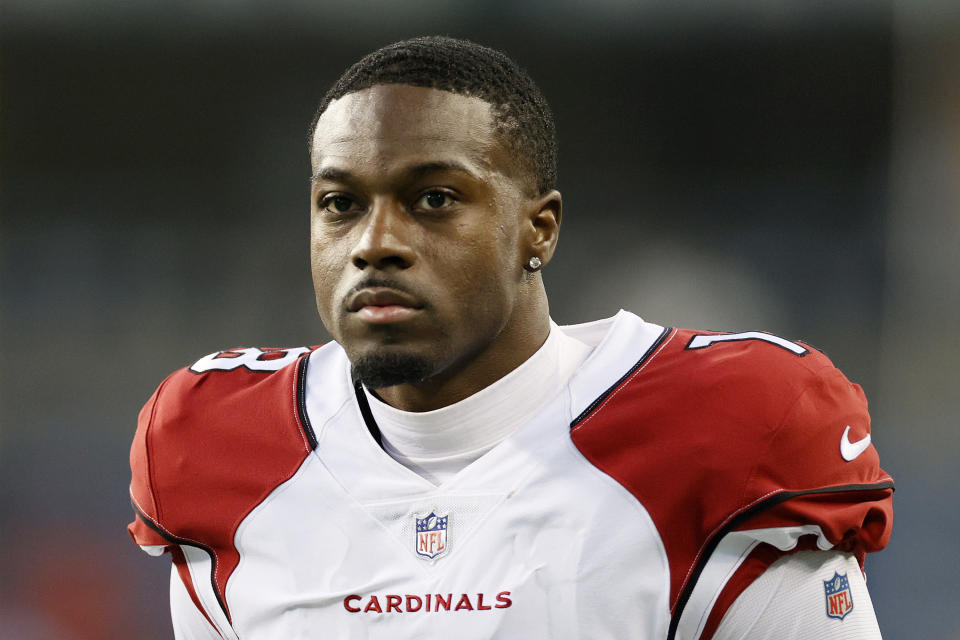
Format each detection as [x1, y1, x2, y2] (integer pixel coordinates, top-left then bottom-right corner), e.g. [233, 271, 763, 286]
[347, 287, 422, 312]
[346, 287, 423, 324]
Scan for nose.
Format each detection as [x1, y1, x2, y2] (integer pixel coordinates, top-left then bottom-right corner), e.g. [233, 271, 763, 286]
[350, 198, 416, 271]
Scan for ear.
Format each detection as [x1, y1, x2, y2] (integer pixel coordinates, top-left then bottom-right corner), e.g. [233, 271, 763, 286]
[524, 189, 562, 266]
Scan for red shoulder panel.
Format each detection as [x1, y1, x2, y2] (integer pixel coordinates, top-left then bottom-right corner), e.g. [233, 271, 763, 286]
[127, 347, 318, 620]
[571, 329, 893, 630]
[129, 382, 169, 548]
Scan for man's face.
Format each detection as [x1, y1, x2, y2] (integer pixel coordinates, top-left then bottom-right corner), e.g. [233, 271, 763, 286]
[310, 84, 542, 391]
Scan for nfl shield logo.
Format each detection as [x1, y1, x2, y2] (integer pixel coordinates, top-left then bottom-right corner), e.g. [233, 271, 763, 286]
[415, 511, 449, 560]
[823, 571, 854, 620]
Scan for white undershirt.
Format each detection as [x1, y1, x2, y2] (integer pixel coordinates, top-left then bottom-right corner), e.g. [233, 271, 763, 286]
[363, 321, 593, 485]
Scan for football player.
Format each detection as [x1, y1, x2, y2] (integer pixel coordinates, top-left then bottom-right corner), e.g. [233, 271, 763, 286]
[128, 36, 893, 639]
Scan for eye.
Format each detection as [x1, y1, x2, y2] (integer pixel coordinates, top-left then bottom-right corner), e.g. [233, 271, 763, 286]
[320, 194, 359, 215]
[414, 190, 455, 210]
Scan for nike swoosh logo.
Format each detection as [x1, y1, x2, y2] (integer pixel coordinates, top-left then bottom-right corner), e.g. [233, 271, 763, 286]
[840, 425, 871, 461]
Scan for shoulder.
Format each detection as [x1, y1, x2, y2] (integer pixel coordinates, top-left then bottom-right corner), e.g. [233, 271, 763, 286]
[580, 325, 868, 449]
[128, 345, 320, 547]
[574, 325, 890, 494]
[665, 328, 842, 422]
[135, 346, 318, 464]
[574, 326, 857, 457]
[659, 328, 883, 491]
[161, 346, 316, 403]
[570, 325, 893, 636]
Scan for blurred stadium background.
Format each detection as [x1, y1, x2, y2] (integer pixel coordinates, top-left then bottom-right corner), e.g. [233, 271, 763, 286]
[2, 1, 958, 637]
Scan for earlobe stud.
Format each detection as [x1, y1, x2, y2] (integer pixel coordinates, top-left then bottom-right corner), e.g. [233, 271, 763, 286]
[526, 256, 543, 272]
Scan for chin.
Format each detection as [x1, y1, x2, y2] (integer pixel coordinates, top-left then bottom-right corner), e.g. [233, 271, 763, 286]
[350, 351, 435, 389]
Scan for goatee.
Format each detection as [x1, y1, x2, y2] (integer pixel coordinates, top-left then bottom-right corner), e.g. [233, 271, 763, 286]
[351, 352, 434, 389]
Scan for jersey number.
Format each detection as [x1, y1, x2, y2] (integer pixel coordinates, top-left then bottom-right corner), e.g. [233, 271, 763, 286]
[190, 347, 311, 373]
[685, 331, 808, 356]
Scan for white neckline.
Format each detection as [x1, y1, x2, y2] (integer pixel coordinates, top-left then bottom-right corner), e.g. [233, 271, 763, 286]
[363, 321, 594, 484]
[300, 311, 669, 499]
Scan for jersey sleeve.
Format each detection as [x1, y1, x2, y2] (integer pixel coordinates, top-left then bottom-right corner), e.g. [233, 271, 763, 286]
[738, 363, 893, 556]
[677, 357, 893, 640]
[713, 551, 882, 639]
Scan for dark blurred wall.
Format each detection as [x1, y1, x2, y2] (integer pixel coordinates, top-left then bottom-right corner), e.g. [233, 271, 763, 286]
[2, 2, 954, 637]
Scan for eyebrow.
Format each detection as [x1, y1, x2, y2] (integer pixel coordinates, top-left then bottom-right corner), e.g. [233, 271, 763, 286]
[310, 160, 481, 186]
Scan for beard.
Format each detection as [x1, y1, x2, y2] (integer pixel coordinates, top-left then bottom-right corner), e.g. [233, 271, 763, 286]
[350, 351, 435, 389]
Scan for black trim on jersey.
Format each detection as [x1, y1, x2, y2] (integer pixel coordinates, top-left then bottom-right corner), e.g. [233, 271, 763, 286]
[569, 326, 672, 428]
[667, 480, 896, 640]
[295, 353, 318, 450]
[353, 381, 385, 448]
[131, 499, 233, 626]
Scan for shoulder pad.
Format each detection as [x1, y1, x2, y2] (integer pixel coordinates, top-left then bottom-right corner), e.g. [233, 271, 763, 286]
[127, 346, 318, 577]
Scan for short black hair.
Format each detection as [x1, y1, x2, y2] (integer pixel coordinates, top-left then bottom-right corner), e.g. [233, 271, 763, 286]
[309, 36, 557, 195]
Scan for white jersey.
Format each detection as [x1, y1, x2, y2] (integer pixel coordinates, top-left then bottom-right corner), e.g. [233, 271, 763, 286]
[128, 312, 893, 639]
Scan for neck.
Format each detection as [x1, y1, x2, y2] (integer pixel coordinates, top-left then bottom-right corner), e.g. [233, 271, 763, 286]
[373, 286, 551, 412]
[363, 320, 595, 485]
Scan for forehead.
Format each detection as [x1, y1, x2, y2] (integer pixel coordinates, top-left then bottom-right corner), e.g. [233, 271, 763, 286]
[311, 84, 504, 174]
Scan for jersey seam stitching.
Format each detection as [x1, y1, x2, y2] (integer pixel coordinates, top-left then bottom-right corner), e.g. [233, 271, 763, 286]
[290, 353, 312, 453]
[677, 487, 785, 608]
[131, 494, 234, 627]
[145, 374, 173, 524]
[177, 547, 229, 639]
[570, 327, 677, 433]
[695, 537, 761, 640]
